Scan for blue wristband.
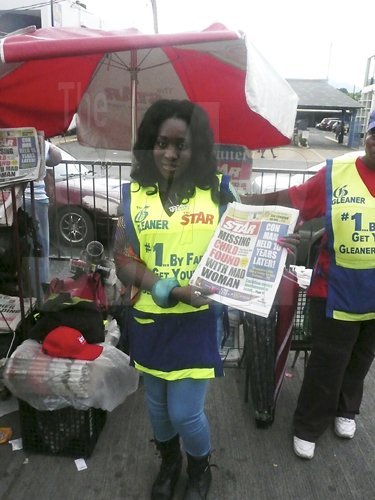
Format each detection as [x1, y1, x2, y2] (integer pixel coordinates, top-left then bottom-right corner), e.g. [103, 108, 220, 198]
[151, 278, 180, 308]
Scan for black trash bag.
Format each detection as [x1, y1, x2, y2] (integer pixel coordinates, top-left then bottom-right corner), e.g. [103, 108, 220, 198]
[0, 208, 38, 295]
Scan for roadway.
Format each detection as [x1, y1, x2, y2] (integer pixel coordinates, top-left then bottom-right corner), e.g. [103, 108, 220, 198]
[252, 127, 357, 171]
[55, 127, 360, 175]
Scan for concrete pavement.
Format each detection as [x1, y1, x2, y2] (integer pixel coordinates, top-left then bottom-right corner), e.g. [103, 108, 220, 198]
[252, 127, 361, 170]
[55, 127, 362, 172]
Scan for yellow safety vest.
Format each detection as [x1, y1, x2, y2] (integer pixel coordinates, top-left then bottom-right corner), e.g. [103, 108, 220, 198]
[326, 158, 375, 320]
[128, 181, 221, 314]
[121, 177, 227, 380]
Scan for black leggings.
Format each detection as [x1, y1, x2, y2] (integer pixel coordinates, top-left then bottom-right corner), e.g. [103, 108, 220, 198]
[293, 298, 375, 441]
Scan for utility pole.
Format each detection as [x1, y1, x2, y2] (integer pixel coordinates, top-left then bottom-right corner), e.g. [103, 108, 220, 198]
[50, 0, 54, 27]
[326, 41, 332, 81]
[150, 0, 159, 33]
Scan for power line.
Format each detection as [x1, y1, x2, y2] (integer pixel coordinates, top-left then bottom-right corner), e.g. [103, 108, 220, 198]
[1, 1, 68, 12]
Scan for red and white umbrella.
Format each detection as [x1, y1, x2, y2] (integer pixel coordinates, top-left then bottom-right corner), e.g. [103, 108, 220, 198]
[0, 24, 298, 150]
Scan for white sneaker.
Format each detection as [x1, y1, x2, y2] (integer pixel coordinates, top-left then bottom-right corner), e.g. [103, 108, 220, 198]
[334, 417, 356, 439]
[293, 436, 315, 459]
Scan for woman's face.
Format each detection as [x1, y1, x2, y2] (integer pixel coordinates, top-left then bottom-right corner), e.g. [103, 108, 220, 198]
[364, 128, 375, 170]
[153, 117, 192, 183]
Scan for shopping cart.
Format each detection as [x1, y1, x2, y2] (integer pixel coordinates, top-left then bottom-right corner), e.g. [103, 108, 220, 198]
[290, 290, 312, 371]
[242, 270, 300, 427]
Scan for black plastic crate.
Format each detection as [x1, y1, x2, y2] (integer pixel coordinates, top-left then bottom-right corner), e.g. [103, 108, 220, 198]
[18, 400, 107, 458]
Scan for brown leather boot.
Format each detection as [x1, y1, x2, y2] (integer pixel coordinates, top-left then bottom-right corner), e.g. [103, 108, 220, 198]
[183, 453, 212, 499]
[151, 434, 182, 500]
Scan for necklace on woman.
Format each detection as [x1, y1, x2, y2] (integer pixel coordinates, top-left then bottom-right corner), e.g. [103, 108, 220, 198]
[166, 192, 179, 214]
[167, 192, 178, 206]
[160, 190, 187, 215]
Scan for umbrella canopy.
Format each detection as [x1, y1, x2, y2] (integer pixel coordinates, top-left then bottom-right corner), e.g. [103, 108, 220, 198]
[0, 24, 298, 150]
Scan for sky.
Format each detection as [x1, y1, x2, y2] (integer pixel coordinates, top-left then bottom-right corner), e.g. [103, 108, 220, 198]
[83, 0, 374, 92]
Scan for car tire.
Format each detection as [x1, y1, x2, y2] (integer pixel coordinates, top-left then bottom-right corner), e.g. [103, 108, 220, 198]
[56, 206, 94, 248]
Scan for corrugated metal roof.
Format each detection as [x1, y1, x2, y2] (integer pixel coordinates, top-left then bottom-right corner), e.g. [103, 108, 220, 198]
[287, 79, 362, 110]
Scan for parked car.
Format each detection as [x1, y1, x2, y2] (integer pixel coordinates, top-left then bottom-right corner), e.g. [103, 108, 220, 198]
[45, 146, 130, 248]
[316, 117, 340, 130]
[326, 119, 340, 131]
[251, 150, 364, 266]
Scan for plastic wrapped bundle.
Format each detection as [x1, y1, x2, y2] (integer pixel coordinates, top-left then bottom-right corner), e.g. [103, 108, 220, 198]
[4, 339, 139, 411]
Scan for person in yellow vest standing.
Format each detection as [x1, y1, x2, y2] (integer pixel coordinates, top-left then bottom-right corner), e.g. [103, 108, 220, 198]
[114, 98, 298, 499]
[241, 109, 375, 460]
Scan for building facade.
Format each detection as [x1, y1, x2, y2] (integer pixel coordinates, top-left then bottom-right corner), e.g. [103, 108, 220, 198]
[358, 55, 375, 142]
[0, 0, 101, 34]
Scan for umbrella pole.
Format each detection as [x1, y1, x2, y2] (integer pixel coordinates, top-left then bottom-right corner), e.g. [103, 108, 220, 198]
[130, 50, 138, 150]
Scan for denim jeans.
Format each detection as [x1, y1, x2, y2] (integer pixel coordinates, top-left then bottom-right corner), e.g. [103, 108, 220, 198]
[24, 198, 50, 301]
[142, 373, 211, 457]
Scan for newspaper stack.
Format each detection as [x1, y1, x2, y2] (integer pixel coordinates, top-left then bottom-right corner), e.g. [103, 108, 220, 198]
[4, 339, 139, 411]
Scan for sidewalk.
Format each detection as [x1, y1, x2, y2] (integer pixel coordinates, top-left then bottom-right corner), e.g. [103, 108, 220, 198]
[1, 131, 372, 500]
[54, 129, 359, 167]
[1, 361, 375, 499]
[253, 145, 355, 168]
[252, 129, 359, 167]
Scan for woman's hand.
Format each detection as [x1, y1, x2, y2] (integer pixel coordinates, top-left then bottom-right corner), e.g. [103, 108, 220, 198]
[171, 285, 218, 308]
[277, 233, 301, 258]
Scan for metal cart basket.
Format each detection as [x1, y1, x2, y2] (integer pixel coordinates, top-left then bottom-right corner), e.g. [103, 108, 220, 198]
[290, 290, 312, 371]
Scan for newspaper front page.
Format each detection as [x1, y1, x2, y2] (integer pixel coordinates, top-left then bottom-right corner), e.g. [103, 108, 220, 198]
[0, 294, 36, 333]
[0, 128, 45, 226]
[0, 127, 43, 186]
[190, 202, 299, 318]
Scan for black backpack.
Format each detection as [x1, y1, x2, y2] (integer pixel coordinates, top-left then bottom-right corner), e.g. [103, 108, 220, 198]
[0, 208, 39, 295]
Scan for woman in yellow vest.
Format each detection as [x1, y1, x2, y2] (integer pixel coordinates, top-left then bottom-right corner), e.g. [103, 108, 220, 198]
[242, 110, 375, 460]
[114, 99, 296, 499]
[114, 99, 236, 500]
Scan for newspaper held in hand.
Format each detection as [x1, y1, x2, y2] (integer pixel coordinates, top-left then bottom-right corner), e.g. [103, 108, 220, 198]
[0, 294, 36, 333]
[190, 202, 299, 318]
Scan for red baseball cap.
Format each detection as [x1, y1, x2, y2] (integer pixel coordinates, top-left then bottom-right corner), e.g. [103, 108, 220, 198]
[42, 326, 103, 360]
